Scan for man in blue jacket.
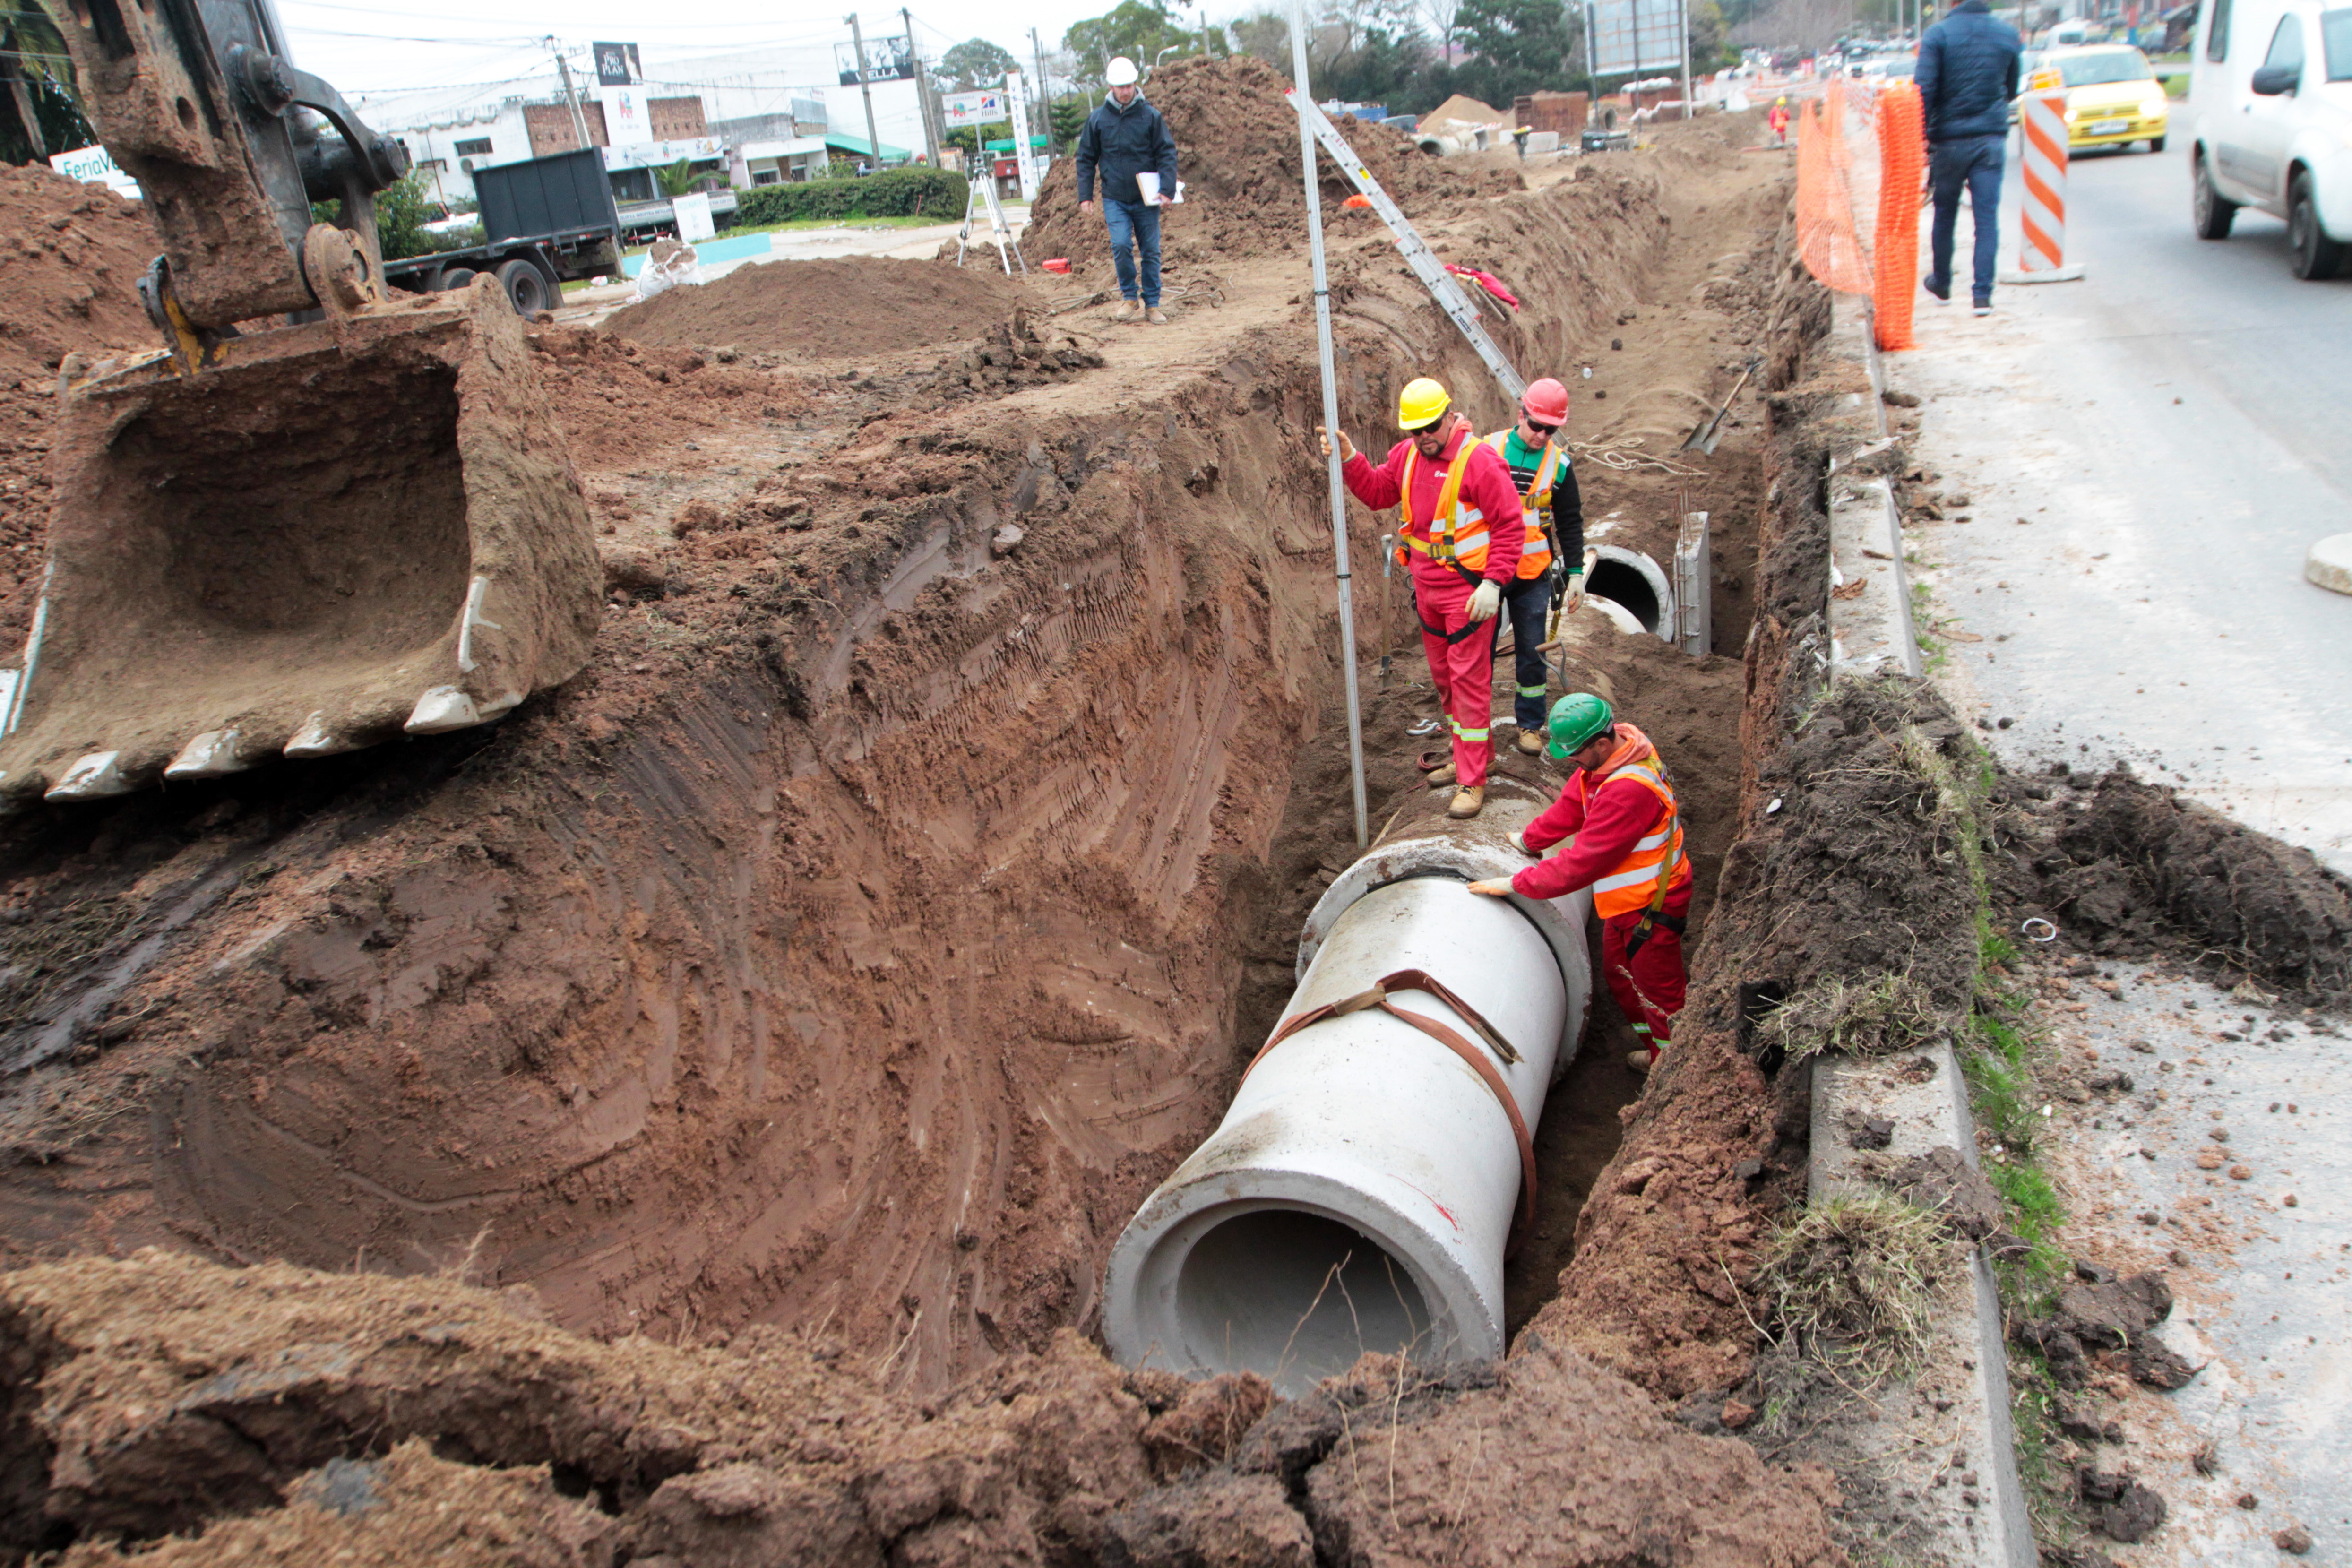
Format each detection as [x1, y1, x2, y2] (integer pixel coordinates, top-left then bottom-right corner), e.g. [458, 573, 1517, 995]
[1915, 0, 2023, 315]
[1074, 56, 1180, 324]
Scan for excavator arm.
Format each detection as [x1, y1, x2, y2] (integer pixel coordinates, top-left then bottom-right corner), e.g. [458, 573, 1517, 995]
[54, 0, 406, 327]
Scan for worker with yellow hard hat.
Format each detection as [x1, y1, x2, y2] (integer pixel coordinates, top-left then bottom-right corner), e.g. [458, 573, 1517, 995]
[1768, 96, 1792, 146]
[1318, 377, 1526, 819]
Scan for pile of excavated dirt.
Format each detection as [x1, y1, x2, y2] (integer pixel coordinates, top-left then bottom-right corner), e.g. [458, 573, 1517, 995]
[0, 1253, 1842, 1567]
[1020, 54, 1522, 271]
[601, 257, 1037, 360]
[1997, 765, 2352, 1002]
[0, 164, 156, 383]
[525, 325, 815, 467]
[0, 165, 160, 651]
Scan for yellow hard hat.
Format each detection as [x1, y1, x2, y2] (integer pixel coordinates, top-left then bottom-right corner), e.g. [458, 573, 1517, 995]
[1777, 95, 1788, 104]
[1397, 377, 1451, 430]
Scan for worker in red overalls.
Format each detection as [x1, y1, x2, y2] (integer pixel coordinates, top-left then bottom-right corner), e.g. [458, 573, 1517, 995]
[1319, 378, 1525, 819]
[1769, 97, 1792, 146]
[1467, 693, 1690, 1073]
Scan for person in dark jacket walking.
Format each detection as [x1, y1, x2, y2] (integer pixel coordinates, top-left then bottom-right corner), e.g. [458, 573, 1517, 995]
[1915, 0, 2023, 314]
[1074, 56, 1180, 324]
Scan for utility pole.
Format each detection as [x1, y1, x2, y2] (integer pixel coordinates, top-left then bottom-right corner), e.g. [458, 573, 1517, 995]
[548, 38, 592, 151]
[903, 6, 940, 164]
[846, 14, 884, 169]
[1029, 27, 1051, 146]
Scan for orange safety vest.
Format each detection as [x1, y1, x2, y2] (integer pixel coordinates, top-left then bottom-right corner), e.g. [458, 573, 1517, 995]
[1569, 724, 1688, 919]
[1481, 429, 1560, 580]
[1391, 441, 1491, 577]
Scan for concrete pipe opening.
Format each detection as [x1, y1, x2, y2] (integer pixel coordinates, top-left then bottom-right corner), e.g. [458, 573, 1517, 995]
[1586, 545, 1676, 640]
[1174, 1208, 1433, 1388]
[1105, 806, 1592, 1396]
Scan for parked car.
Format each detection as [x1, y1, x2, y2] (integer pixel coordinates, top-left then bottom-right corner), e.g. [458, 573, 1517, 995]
[2025, 43, 2171, 150]
[2188, 0, 2352, 277]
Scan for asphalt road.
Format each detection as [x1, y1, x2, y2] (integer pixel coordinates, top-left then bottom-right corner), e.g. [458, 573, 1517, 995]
[1890, 115, 2352, 873]
[1880, 113, 2352, 1567]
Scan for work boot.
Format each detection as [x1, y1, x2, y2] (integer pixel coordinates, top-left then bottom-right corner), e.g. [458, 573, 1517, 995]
[1626, 1049, 1655, 1074]
[1516, 729, 1545, 756]
[1146, 307, 1170, 325]
[1447, 785, 1485, 819]
[1425, 762, 1457, 788]
[1111, 298, 1139, 320]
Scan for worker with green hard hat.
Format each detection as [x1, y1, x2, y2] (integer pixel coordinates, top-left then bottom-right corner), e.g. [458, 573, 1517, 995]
[1318, 376, 1526, 819]
[1469, 693, 1693, 1074]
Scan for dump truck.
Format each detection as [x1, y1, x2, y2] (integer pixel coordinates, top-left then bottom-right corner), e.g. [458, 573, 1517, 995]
[0, 0, 599, 806]
[380, 147, 625, 316]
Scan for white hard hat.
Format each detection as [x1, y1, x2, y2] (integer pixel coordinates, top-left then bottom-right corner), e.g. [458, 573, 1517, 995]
[1105, 56, 1139, 86]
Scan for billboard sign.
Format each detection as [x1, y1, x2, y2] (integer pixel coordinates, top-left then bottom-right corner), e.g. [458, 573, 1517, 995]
[49, 144, 139, 197]
[942, 88, 1009, 127]
[1589, 0, 1686, 77]
[837, 34, 915, 85]
[600, 85, 654, 146]
[592, 41, 641, 87]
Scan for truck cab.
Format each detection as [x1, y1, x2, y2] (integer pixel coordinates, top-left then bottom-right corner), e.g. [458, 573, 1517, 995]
[2188, 0, 2352, 276]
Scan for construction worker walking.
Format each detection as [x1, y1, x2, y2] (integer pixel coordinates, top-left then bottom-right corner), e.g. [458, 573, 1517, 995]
[1480, 378, 1585, 755]
[1466, 694, 1691, 1072]
[1768, 97, 1792, 146]
[1319, 377, 1525, 819]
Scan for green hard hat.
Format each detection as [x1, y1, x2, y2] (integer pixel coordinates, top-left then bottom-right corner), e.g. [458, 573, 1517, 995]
[1545, 692, 1614, 760]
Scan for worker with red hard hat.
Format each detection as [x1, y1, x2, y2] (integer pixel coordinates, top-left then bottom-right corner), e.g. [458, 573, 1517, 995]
[1319, 377, 1525, 819]
[1479, 377, 1585, 756]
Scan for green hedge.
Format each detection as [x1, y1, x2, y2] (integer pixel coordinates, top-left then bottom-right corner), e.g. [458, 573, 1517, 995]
[734, 168, 965, 225]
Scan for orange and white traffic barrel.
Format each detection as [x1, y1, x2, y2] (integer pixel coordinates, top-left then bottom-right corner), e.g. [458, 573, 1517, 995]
[2000, 89, 2085, 283]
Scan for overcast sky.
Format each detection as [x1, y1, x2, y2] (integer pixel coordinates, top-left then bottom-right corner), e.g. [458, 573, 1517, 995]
[276, 0, 1189, 98]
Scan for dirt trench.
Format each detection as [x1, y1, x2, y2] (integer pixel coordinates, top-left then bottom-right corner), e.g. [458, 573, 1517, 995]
[0, 75, 1844, 1563]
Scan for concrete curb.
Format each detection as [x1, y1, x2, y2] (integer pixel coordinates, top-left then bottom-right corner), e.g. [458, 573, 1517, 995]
[1808, 294, 2035, 1568]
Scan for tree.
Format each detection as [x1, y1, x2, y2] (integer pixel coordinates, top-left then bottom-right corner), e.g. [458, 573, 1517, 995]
[1451, 0, 1578, 101]
[654, 158, 700, 197]
[1063, 1, 1213, 87]
[0, 1, 92, 165]
[1049, 96, 1089, 149]
[938, 37, 1020, 92]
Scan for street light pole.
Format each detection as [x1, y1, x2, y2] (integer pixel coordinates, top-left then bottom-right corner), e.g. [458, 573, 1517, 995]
[846, 14, 885, 170]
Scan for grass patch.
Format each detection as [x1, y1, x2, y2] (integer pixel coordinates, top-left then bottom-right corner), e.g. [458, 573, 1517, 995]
[1758, 971, 1940, 1061]
[1760, 1195, 1963, 1384]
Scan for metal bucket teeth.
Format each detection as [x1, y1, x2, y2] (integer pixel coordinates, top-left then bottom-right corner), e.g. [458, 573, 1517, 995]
[46, 750, 131, 801]
[164, 729, 253, 780]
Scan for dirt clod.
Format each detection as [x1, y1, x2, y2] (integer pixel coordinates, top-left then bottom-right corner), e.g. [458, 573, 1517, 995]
[2276, 1525, 2314, 1554]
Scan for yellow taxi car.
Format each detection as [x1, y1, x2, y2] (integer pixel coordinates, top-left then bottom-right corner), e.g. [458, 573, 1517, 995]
[2025, 44, 2171, 152]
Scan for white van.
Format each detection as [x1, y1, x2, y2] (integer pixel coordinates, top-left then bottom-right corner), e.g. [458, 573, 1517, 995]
[2188, 0, 2352, 277]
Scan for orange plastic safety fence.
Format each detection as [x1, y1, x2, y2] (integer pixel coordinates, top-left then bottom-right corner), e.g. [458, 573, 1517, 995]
[1795, 97, 1871, 295]
[1871, 83, 1926, 352]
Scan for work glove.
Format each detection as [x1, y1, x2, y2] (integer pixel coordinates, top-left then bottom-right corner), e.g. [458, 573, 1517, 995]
[1561, 570, 1585, 612]
[1508, 828, 1538, 858]
[1467, 579, 1501, 622]
[1316, 426, 1357, 461]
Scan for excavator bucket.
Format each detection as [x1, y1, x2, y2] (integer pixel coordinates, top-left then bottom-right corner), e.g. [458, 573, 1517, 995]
[0, 277, 600, 805]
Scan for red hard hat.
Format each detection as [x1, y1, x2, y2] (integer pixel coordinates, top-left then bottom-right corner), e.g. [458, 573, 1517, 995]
[1521, 377, 1570, 424]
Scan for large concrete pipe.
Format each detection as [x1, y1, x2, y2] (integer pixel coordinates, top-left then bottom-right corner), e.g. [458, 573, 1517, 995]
[1104, 794, 1592, 1396]
[1584, 544, 1678, 642]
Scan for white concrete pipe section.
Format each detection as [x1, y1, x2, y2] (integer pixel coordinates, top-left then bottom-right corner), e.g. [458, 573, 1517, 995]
[1104, 796, 1592, 1396]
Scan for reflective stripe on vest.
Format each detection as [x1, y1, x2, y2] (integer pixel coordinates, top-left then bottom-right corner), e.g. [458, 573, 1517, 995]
[1482, 429, 1559, 580]
[1398, 442, 1490, 571]
[1583, 758, 1686, 919]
